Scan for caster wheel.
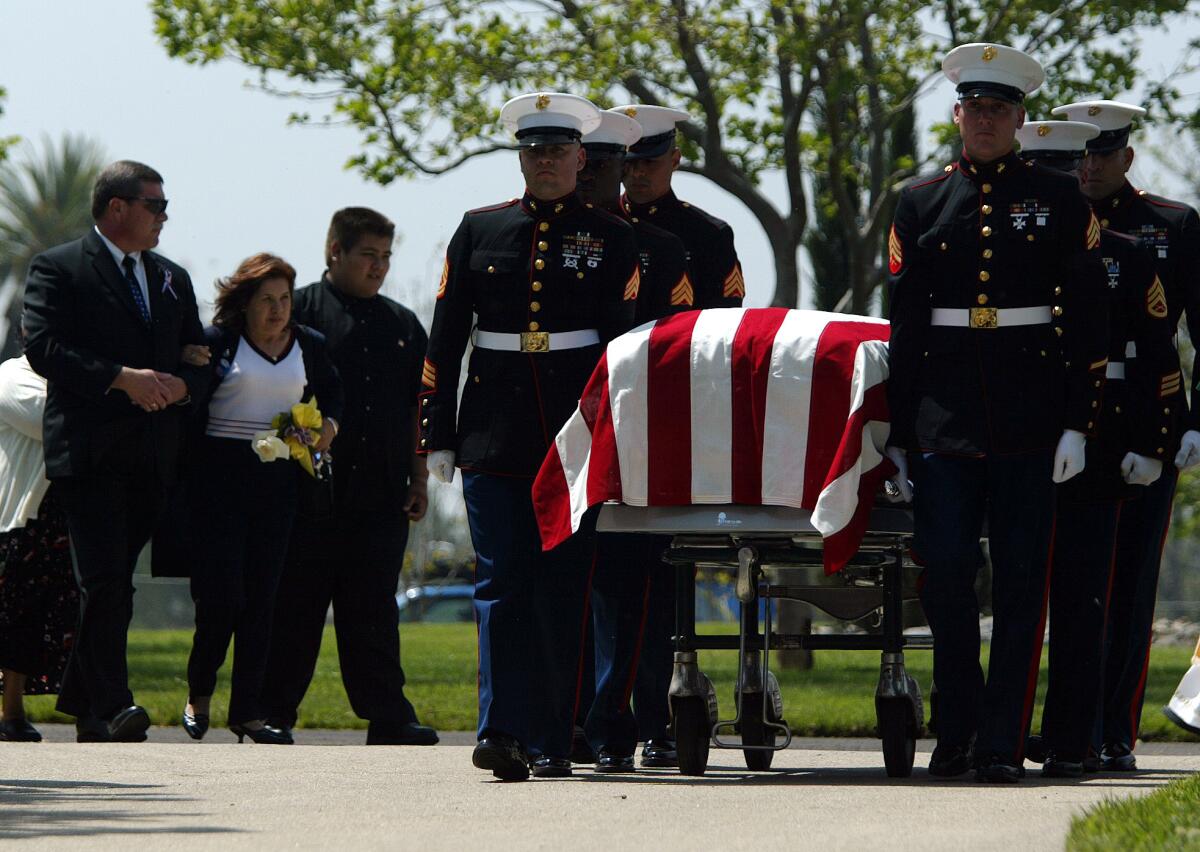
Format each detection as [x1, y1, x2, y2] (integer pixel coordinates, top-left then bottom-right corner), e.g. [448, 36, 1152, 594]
[672, 695, 711, 776]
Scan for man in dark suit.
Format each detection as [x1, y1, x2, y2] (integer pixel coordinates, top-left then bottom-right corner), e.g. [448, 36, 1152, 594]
[22, 160, 206, 742]
[262, 207, 438, 746]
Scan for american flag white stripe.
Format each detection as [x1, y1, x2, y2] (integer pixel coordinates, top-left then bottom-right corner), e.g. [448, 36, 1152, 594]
[760, 309, 824, 506]
[607, 322, 654, 505]
[689, 308, 744, 502]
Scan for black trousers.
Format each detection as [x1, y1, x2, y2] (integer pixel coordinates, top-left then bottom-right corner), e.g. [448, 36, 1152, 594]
[261, 506, 416, 728]
[56, 471, 165, 720]
[186, 438, 297, 724]
[1039, 497, 1120, 761]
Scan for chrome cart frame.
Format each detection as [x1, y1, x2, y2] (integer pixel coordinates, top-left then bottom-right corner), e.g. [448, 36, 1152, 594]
[596, 502, 930, 777]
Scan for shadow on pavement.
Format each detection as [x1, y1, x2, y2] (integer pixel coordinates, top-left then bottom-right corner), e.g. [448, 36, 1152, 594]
[0, 779, 242, 839]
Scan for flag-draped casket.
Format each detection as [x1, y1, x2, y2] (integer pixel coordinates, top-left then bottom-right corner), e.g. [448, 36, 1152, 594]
[532, 308, 893, 573]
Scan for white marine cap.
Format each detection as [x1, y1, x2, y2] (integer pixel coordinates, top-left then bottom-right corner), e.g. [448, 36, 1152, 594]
[581, 110, 644, 157]
[499, 92, 602, 147]
[1051, 100, 1146, 152]
[942, 43, 1045, 103]
[610, 104, 690, 159]
[1015, 121, 1100, 169]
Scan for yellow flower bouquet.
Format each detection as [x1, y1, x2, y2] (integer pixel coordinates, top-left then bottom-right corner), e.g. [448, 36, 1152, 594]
[251, 397, 329, 478]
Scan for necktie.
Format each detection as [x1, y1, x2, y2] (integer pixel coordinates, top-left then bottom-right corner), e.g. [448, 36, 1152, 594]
[122, 255, 151, 324]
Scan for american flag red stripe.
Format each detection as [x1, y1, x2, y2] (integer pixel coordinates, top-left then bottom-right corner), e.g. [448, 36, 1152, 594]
[532, 308, 893, 573]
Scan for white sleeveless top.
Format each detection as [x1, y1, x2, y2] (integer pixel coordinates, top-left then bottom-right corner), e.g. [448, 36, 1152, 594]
[206, 334, 307, 439]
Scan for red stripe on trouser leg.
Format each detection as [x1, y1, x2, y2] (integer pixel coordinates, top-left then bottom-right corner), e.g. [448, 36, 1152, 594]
[1128, 493, 1175, 748]
[623, 572, 654, 708]
[647, 312, 701, 503]
[729, 308, 788, 504]
[569, 549, 599, 748]
[1016, 512, 1056, 763]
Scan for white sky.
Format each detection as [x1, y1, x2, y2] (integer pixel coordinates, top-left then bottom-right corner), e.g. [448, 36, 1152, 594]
[1, 2, 1198, 324]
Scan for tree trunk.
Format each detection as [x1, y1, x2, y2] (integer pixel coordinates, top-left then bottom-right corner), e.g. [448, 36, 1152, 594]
[768, 226, 801, 309]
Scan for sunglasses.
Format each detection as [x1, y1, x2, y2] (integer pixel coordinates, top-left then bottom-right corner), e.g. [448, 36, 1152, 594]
[120, 196, 169, 215]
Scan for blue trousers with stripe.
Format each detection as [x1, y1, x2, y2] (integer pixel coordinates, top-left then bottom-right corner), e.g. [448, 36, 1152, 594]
[462, 471, 593, 759]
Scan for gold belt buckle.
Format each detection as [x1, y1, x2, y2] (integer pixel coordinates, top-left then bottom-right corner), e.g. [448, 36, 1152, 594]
[969, 307, 998, 329]
[520, 331, 550, 352]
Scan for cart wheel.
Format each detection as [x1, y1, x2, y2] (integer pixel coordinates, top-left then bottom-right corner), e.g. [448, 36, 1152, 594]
[738, 694, 776, 771]
[878, 699, 915, 778]
[672, 696, 711, 776]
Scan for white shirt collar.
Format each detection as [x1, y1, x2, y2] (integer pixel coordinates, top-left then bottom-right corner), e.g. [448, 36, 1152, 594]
[94, 225, 141, 269]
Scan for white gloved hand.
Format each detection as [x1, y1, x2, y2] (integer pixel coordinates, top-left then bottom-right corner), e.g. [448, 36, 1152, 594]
[428, 450, 456, 485]
[883, 446, 913, 503]
[1121, 452, 1163, 486]
[1052, 429, 1087, 484]
[1176, 430, 1200, 471]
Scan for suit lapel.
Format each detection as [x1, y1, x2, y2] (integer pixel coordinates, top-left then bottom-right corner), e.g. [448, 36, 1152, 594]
[85, 230, 150, 330]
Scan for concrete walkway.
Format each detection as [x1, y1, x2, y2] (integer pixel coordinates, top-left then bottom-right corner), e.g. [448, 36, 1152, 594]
[2, 730, 1197, 850]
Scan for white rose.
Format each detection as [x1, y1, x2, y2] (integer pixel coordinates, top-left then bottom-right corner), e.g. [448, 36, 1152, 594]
[251, 431, 290, 463]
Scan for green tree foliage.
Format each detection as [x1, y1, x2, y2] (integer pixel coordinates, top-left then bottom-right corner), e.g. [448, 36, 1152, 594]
[153, 0, 1197, 310]
[0, 135, 107, 358]
[0, 87, 16, 162]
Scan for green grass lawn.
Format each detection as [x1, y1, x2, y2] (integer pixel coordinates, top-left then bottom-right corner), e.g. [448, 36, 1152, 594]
[17, 623, 1199, 740]
[1068, 774, 1200, 851]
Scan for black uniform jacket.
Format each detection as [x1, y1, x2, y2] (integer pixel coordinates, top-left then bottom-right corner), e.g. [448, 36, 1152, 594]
[418, 190, 639, 477]
[887, 151, 1110, 456]
[291, 278, 427, 516]
[1059, 231, 1178, 503]
[22, 229, 206, 483]
[630, 215, 694, 325]
[1092, 180, 1199, 435]
[151, 322, 343, 578]
[623, 190, 743, 309]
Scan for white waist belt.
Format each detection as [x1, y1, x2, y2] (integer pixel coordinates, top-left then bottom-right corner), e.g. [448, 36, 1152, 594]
[473, 328, 600, 353]
[1106, 361, 1125, 380]
[930, 306, 1052, 329]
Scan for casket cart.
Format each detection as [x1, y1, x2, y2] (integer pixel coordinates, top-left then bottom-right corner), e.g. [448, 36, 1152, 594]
[596, 501, 929, 778]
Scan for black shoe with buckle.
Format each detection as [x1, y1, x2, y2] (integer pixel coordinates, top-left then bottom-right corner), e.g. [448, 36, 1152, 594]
[366, 720, 439, 746]
[928, 742, 974, 778]
[595, 750, 636, 773]
[1042, 751, 1084, 778]
[530, 755, 572, 778]
[641, 738, 678, 768]
[1100, 742, 1137, 771]
[0, 717, 42, 742]
[472, 735, 530, 781]
[975, 755, 1025, 783]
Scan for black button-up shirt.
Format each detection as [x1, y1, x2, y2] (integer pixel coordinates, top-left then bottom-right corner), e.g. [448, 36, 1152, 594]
[292, 277, 428, 515]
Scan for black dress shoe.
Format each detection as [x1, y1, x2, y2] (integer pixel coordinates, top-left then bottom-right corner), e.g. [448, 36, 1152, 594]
[182, 703, 210, 741]
[530, 755, 572, 778]
[1042, 752, 1084, 778]
[640, 738, 678, 768]
[569, 726, 595, 764]
[472, 735, 530, 781]
[108, 706, 150, 743]
[1024, 733, 1047, 765]
[1082, 749, 1101, 774]
[975, 755, 1025, 783]
[366, 720, 439, 746]
[928, 743, 973, 778]
[265, 719, 295, 743]
[1100, 742, 1137, 771]
[229, 722, 292, 744]
[595, 750, 635, 773]
[0, 718, 42, 742]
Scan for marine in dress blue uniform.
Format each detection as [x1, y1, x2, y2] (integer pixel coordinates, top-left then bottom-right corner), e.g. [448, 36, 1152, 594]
[886, 44, 1110, 782]
[1014, 120, 1179, 777]
[418, 93, 639, 781]
[572, 109, 694, 772]
[1053, 99, 1200, 770]
[618, 105, 744, 310]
